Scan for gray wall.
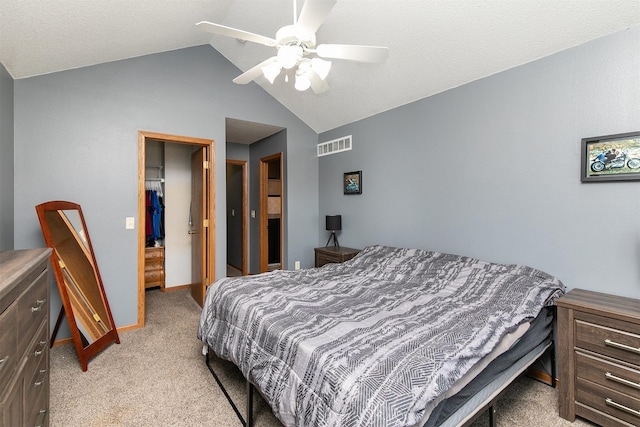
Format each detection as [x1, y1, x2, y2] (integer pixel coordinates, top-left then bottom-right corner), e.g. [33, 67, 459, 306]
[0, 62, 14, 250]
[13, 45, 319, 332]
[319, 27, 640, 299]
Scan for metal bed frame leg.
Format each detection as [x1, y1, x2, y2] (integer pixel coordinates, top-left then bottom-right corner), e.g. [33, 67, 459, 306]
[246, 381, 254, 427]
[206, 350, 255, 427]
[488, 404, 497, 427]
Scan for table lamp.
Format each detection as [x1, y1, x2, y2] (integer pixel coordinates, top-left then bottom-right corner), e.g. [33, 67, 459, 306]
[325, 215, 341, 248]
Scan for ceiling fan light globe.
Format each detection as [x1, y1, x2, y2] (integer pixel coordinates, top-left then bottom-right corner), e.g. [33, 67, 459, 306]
[278, 45, 302, 69]
[262, 61, 282, 84]
[311, 58, 332, 80]
[295, 73, 311, 91]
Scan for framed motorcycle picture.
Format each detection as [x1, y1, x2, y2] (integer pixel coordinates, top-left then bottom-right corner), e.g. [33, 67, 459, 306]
[581, 131, 640, 182]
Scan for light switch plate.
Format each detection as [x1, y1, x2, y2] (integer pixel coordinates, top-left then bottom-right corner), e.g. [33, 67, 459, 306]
[125, 217, 135, 229]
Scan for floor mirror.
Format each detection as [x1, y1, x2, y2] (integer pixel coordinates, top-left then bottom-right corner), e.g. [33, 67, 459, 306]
[36, 200, 120, 371]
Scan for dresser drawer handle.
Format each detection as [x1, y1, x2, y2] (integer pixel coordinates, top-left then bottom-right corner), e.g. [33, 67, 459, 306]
[35, 408, 47, 427]
[0, 356, 7, 371]
[604, 339, 640, 354]
[34, 369, 47, 386]
[606, 372, 640, 390]
[31, 298, 46, 312]
[605, 398, 640, 417]
[34, 340, 47, 356]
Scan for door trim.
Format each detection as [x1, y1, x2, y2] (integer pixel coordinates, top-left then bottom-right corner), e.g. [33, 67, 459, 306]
[259, 153, 283, 273]
[226, 159, 248, 276]
[137, 131, 215, 327]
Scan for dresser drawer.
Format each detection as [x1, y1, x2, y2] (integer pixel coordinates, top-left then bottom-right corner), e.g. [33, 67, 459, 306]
[0, 304, 17, 396]
[575, 317, 640, 365]
[23, 321, 48, 389]
[144, 269, 165, 283]
[144, 259, 164, 271]
[25, 351, 49, 427]
[576, 377, 640, 426]
[145, 247, 164, 260]
[16, 269, 48, 358]
[576, 351, 640, 398]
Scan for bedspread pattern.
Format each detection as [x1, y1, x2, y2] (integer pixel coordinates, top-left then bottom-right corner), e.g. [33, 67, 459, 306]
[198, 245, 565, 427]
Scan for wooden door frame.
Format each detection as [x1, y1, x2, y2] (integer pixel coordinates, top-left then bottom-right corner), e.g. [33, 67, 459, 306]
[226, 159, 248, 276]
[137, 131, 215, 327]
[259, 152, 283, 272]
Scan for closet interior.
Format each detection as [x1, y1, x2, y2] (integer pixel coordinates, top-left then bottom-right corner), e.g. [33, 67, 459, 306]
[144, 140, 195, 292]
[145, 152, 165, 290]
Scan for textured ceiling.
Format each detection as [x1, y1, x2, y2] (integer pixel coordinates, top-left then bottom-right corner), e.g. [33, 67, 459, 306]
[1, 0, 639, 135]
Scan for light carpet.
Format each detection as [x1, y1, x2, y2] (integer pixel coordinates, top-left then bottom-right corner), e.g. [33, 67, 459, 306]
[50, 288, 594, 426]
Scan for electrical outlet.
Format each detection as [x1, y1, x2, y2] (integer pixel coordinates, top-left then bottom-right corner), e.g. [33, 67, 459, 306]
[294, 261, 301, 270]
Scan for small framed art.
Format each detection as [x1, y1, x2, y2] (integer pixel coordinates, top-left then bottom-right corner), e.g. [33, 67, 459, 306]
[581, 132, 640, 182]
[344, 171, 362, 195]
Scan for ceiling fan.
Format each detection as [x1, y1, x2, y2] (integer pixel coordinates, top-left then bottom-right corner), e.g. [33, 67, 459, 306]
[196, 0, 389, 94]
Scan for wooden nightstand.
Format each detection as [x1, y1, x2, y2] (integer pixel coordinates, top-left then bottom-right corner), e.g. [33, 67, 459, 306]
[314, 246, 360, 268]
[557, 289, 640, 427]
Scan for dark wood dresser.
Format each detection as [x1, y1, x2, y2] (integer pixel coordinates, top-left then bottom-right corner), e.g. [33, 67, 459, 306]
[557, 288, 640, 427]
[314, 246, 360, 268]
[0, 248, 52, 427]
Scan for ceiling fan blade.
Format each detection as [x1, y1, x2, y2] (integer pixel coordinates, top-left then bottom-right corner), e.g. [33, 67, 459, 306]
[308, 70, 329, 94]
[233, 57, 278, 85]
[316, 44, 389, 63]
[296, 0, 337, 35]
[196, 21, 277, 47]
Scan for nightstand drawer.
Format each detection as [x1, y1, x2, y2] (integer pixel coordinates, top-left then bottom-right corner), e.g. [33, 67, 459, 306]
[314, 247, 360, 268]
[319, 252, 343, 263]
[576, 352, 640, 398]
[576, 377, 640, 425]
[576, 318, 640, 365]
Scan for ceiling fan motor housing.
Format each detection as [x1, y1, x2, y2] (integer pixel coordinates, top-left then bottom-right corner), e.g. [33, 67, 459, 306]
[276, 25, 316, 51]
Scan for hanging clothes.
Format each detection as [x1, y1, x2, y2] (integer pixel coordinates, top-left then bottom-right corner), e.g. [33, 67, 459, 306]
[146, 189, 164, 246]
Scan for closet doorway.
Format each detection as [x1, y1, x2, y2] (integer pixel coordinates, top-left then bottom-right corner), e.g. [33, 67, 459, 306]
[260, 152, 283, 272]
[226, 160, 248, 276]
[137, 131, 215, 328]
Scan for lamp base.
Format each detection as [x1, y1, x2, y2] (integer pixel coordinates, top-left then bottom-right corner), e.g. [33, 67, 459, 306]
[325, 231, 340, 248]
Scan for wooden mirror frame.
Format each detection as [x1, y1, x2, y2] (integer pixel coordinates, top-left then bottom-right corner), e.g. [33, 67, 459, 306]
[35, 200, 120, 371]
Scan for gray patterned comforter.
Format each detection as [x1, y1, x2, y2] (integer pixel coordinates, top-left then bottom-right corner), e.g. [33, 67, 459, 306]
[198, 245, 565, 427]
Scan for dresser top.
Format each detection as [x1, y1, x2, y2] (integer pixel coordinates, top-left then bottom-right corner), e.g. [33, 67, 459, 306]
[557, 288, 640, 323]
[0, 248, 51, 306]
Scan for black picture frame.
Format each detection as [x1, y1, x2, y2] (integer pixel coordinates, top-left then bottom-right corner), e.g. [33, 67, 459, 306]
[344, 171, 362, 194]
[581, 132, 640, 182]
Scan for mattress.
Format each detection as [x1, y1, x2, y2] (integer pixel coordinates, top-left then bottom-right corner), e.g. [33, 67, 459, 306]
[422, 306, 554, 426]
[198, 245, 565, 427]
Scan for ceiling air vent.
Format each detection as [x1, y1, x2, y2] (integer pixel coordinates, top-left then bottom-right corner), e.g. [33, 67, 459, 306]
[317, 135, 352, 157]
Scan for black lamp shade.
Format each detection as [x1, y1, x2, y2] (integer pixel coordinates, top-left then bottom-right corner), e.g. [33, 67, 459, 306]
[326, 215, 342, 231]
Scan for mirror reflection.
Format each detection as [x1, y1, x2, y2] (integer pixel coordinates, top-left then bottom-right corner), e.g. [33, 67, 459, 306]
[36, 201, 120, 371]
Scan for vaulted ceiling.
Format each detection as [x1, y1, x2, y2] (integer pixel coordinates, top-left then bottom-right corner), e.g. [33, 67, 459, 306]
[1, 1, 639, 134]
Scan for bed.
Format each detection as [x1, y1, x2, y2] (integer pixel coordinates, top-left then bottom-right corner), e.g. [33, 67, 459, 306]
[198, 245, 565, 427]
